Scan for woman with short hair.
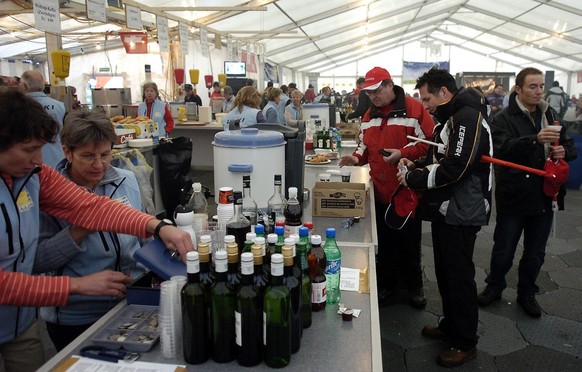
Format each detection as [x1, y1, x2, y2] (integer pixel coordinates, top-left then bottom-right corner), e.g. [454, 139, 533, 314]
[221, 86, 266, 130]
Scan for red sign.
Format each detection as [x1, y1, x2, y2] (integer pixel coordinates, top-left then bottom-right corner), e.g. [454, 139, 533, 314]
[119, 32, 148, 54]
[241, 51, 257, 73]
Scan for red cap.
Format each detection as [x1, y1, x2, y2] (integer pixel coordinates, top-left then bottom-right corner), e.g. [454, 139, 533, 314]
[362, 67, 392, 90]
[384, 185, 418, 230]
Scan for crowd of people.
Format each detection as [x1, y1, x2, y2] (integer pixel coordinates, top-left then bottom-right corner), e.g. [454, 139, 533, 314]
[0, 64, 579, 370]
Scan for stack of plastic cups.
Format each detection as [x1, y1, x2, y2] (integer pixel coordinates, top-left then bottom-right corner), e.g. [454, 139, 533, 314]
[217, 186, 234, 231]
[159, 280, 182, 358]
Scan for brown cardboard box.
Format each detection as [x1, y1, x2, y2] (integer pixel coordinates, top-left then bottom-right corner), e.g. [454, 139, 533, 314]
[312, 182, 367, 217]
[338, 121, 360, 140]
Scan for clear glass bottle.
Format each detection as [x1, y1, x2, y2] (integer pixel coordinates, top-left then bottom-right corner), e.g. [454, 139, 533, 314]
[242, 175, 258, 226]
[263, 253, 291, 368]
[226, 191, 251, 255]
[323, 228, 341, 304]
[308, 234, 326, 311]
[284, 187, 303, 238]
[235, 252, 262, 367]
[182, 251, 210, 364]
[267, 175, 286, 233]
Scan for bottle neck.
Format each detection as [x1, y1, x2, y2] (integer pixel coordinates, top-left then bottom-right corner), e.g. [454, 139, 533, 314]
[270, 273, 284, 285]
[187, 272, 200, 283]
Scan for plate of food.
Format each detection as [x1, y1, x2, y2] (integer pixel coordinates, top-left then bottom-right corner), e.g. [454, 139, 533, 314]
[305, 154, 331, 164]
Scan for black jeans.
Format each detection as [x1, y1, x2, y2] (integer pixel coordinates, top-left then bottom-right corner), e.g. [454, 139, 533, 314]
[432, 221, 480, 351]
[375, 202, 423, 292]
[46, 322, 93, 352]
[485, 212, 553, 299]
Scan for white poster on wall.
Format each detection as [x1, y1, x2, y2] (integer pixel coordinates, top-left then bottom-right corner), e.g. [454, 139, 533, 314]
[126, 5, 142, 30]
[179, 23, 189, 54]
[227, 36, 233, 60]
[86, 0, 106, 23]
[33, 0, 61, 34]
[200, 28, 209, 57]
[156, 16, 170, 53]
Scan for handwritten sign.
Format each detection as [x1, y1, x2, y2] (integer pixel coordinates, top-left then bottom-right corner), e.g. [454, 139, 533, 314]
[33, 0, 61, 34]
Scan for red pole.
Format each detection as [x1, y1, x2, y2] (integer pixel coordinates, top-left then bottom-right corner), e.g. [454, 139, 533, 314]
[480, 155, 553, 178]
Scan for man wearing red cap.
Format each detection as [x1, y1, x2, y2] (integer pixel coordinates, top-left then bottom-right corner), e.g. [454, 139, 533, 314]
[399, 68, 493, 367]
[477, 67, 577, 317]
[340, 67, 435, 308]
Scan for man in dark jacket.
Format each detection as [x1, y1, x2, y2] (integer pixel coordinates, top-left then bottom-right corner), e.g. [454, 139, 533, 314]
[346, 77, 372, 120]
[399, 68, 493, 367]
[478, 67, 577, 318]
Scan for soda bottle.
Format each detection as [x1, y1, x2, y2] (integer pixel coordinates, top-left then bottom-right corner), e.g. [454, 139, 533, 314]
[308, 235, 326, 311]
[243, 232, 256, 253]
[188, 182, 208, 235]
[323, 228, 341, 304]
[226, 191, 251, 255]
[235, 252, 262, 367]
[284, 187, 303, 238]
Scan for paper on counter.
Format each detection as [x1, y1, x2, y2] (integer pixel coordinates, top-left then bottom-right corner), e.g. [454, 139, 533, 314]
[340, 267, 360, 292]
[64, 356, 186, 372]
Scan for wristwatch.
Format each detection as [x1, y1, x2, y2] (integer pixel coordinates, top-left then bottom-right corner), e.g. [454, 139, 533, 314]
[153, 218, 173, 240]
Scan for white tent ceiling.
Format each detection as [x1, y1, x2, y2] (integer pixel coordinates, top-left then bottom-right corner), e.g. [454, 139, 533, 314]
[1, 0, 581, 75]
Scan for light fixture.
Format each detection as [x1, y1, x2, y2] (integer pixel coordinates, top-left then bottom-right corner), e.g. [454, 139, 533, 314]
[96, 44, 101, 50]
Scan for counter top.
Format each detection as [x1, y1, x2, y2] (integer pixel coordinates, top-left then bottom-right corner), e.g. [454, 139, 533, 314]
[40, 242, 382, 372]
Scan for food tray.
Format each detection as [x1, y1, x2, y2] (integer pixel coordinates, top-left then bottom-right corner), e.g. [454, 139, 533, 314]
[92, 305, 159, 352]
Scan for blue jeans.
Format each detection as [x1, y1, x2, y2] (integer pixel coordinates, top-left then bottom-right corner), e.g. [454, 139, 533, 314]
[485, 212, 554, 298]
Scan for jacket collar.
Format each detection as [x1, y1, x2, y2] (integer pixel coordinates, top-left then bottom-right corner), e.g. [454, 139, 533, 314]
[369, 85, 406, 119]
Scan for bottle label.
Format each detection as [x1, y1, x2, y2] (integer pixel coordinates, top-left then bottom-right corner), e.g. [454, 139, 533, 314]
[187, 260, 200, 274]
[311, 281, 327, 304]
[284, 224, 301, 239]
[325, 258, 341, 275]
[235, 311, 242, 346]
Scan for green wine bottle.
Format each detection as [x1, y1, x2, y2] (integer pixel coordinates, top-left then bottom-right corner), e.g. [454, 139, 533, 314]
[263, 253, 291, 368]
[282, 242, 302, 354]
[297, 227, 312, 328]
[181, 251, 210, 364]
[210, 250, 236, 363]
[236, 252, 262, 367]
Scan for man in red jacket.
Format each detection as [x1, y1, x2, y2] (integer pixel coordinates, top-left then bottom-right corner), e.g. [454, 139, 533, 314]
[339, 67, 435, 307]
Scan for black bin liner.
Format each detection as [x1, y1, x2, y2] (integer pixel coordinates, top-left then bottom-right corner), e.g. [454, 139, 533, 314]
[157, 136, 192, 219]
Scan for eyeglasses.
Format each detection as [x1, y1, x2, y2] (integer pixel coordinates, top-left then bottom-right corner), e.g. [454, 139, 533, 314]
[73, 152, 113, 165]
[364, 83, 387, 97]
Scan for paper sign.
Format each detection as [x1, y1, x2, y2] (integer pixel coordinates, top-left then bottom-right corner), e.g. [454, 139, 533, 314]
[33, 0, 61, 34]
[179, 23, 189, 54]
[156, 16, 170, 53]
[340, 267, 360, 292]
[86, 0, 106, 23]
[125, 5, 142, 30]
[200, 28, 209, 57]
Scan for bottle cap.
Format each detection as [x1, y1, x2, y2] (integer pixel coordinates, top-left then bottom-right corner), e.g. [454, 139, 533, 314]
[326, 227, 336, 238]
[254, 224, 265, 234]
[311, 234, 322, 245]
[284, 237, 295, 246]
[299, 226, 309, 237]
[241, 252, 254, 264]
[271, 253, 284, 265]
[192, 182, 202, 192]
[224, 235, 235, 243]
[233, 191, 243, 204]
[253, 237, 266, 245]
[199, 235, 211, 243]
[186, 251, 199, 261]
[290, 234, 299, 243]
[288, 187, 298, 198]
[267, 233, 278, 244]
[215, 250, 227, 261]
[304, 221, 314, 230]
[275, 226, 285, 236]
[246, 232, 256, 241]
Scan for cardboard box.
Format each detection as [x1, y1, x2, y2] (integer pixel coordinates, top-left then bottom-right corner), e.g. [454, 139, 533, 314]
[312, 182, 367, 218]
[338, 121, 360, 140]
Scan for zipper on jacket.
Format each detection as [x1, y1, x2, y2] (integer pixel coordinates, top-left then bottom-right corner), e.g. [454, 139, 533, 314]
[1, 203, 14, 255]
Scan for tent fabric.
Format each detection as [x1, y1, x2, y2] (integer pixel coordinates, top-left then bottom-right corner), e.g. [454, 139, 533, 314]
[0, 0, 581, 74]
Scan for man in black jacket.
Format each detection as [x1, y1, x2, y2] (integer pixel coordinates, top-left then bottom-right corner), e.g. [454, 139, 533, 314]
[399, 68, 492, 367]
[478, 67, 577, 317]
[346, 77, 372, 120]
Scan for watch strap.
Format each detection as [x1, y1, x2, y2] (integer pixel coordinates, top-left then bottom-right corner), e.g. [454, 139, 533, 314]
[153, 219, 173, 240]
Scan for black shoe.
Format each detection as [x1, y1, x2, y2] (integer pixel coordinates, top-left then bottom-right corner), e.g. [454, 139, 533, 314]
[477, 286, 502, 307]
[517, 297, 542, 318]
[437, 347, 477, 367]
[409, 288, 427, 309]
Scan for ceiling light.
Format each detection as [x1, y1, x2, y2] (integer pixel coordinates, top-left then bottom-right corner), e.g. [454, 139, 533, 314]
[96, 44, 101, 50]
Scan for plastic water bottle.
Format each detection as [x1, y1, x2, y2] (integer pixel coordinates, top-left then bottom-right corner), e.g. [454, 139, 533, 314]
[175, 190, 197, 250]
[188, 182, 208, 235]
[323, 228, 341, 304]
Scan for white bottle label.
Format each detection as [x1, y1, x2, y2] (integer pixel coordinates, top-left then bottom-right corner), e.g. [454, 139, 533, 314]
[311, 281, 327, 304]
[284, 224, 301, 239]
[235, 311, 242, 346]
